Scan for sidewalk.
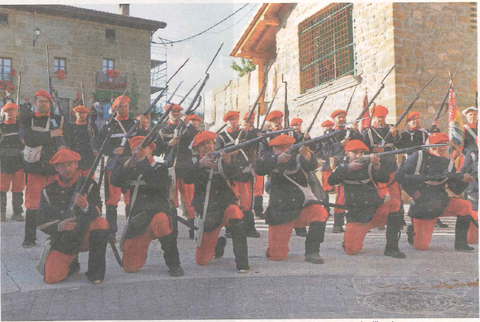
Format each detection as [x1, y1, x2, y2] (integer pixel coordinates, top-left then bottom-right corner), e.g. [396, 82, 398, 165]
[1, 200, 478, 320]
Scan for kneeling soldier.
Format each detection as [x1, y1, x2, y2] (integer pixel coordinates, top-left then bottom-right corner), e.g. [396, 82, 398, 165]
[111, 136, 184, 277]
[395, 133, 476, 252]
[184, 131, 249, 273]
[37, 150, 109, 284]
[255, 134, 328, 263]
[328, 140, 406, 258]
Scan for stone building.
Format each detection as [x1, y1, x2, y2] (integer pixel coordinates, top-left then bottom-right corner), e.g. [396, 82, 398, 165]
[206, 2, 477, 136]
[0, 4, 165, 120]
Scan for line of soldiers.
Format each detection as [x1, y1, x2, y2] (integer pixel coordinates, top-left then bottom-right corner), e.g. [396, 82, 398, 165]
[0, 90, 477, 285]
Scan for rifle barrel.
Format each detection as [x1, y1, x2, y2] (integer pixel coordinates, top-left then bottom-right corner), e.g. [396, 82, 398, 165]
[289, 130, 343, 153]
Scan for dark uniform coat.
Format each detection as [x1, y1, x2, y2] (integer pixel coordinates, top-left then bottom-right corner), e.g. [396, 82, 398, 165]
[460, 149, 479, 211]
[0, 121, 24, 174]
[361, 125, 399, 173]
[97, 118, 136, 163]
[322, 127, 362, 166]
[64, 122, 98, 170]
[463, 123, 477, 155]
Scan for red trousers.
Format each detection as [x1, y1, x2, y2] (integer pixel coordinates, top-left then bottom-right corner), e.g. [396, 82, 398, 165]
[468, 210, 478, 244]
[411, 198, 473, 251]
[195, 205, 243, 266]
[343, 199, 401, 255]
[266, 204, 328, 261]
[25, 174, 57, 210]
[44, 217, 109, 284]
[377, 173, 402, 201]
[321, 169, 333, 192]
[334, 185, 345, 214]
[106, 171, 130, 206]
[1, 170, 25, 192]
[231, 181, 252, 211]
[253, 173, 264, 197]
[175, 179, 195, 220]
[123, 213, 173, 273]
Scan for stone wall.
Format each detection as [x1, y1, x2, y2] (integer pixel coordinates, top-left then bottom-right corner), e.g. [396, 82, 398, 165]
[0, 7, 151, 114]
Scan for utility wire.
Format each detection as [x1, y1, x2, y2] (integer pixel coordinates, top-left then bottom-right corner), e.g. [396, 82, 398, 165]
[208, 4, 259, 34]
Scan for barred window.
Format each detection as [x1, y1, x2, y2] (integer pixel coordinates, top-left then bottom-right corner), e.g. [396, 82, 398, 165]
[298, 3, 355, 94]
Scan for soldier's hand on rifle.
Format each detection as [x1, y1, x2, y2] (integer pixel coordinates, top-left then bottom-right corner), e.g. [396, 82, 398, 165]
[305, 132, 310, 140]
[93, 150, 98, 156]
[58, 218, 77, 232]
[51, 129, 63, 138]
[462, 173, 475, 183]
[299, 146, 312, 161]
[370, 153, 381, 169]
[58, 145, 68, 151]
[372, 146, 384, 153]
[348, 159, 364, 172]
[340, 138, 350, 147]
[74, 193, 88, 209]
[200, 153, 218, 169]
[113, 147, 125, 155]
[168, 136, 180, 147]
[432, 119, 440, 130]
[390, 126, 398, 137]
[277, 152, 291, 164]
[220, 151, 232, 164]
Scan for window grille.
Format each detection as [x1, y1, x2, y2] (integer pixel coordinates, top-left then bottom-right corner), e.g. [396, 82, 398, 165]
[298, 3, 355, 94]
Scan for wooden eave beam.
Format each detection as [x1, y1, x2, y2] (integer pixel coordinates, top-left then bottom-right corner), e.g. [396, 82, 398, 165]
[260, 14, 280, 26]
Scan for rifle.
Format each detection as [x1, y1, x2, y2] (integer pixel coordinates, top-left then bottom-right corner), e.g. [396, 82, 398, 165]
[380, 74, 437, 147]
[429, 60, 463, 133]
[80, 81, 97, 156]
[404, 172, 464, 182]
[288, 130, 343, 153]
[358, 144, 447, 163]
[259, 85, 281, 131]
[305, 95, 328, 135]
[345, 85, 358, 115]
[354, 64, 395, 123]
[237, 80, 267, 142]
[16, 60, 23, 105]
[282, 74, 289, 129]
[215, 124, 227, 134]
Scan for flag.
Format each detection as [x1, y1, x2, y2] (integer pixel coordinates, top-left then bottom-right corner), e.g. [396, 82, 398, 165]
[360, 93, 370, 132]
[448, 86, 464, 150]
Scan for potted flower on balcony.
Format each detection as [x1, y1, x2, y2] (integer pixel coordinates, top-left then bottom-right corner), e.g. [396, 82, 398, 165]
[57, 69, 66, 80]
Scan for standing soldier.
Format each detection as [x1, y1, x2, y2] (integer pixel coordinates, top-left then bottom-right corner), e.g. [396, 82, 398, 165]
[318, 120, 335, 193]
[64, 105, 98, 178]
[255, 134, 328, 263]
[0, 103, 25, 222]
[216, 111, 260, 238]
[111, 136, 184, 277]
[97, 95, 134, 241]
[460, 140, 478, 244]
[328, 140, 406, 258]
[258, 110, 287, 160]
[21, 90, 66, 248]
[185, 131, 250, 273]
[323, 109, 362, 233]
[36, 150, 109, 284]
[186, 113, 202, 132]
[395, 133, 476, 252]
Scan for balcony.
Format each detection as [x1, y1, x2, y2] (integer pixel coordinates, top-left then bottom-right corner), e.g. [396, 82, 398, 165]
[95, 71, 128, 90]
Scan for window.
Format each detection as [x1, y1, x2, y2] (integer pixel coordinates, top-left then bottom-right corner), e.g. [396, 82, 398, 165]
[0, 13, 8, 25]
[0, 58, 12, 81]
[103, 58, 115, 81]
[106, 28, 116, 41]
[298, 3, 355, 94]
[53, 57, 67, 73]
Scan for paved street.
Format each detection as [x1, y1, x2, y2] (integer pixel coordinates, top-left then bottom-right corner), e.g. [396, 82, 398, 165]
[1, 198, 478, 320]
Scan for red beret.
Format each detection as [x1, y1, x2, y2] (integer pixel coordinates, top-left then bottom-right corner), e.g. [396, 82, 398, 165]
[321, 120, 335, 128]
[427, 133, 449, 145]
[35, 90, 53, 105]
[1, 102, 19, 112]
[268, 134, 295, 147]
[110, 95, 130, 113]
[165, 104, 183, 112]
[72, 105, 90, 114]
[266, 110, 284, 122]
[290, 118, 303, 126]
[186, 114, 202, 122]
[406, 111, 421, 123]
[371, 105, 388, 117]
[50, 150, 81, 165]
[344, 140, 369, 152]
[129, 135, 156, 152]
[243, 112, 255, 121]
[330, 110, 346, 119]
[223, 111, 240, 122]
[192, 131, 217, 147]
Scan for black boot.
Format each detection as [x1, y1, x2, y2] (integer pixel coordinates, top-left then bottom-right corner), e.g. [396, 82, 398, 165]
[455, 216, 475, 252]
[384, 212, 406, 258]
[332, 213, 345, 233]
[0, 192, 6, 222]
[214, 236, 227, 259]
[436, 218, 449, 228]
[244, 210, 260, 238]
[406, 224, 414, 245]
[85, 229, 109, 284]
[105, 205, 118, 241]
[22, 209, 37, 248]
[188, 219, 195, 240]
[159, 232, 183, 277]
[230, 219, 249, 273]
[12, 192, 24, 221]
[68, 255, 81, 276]
[295, 227, 308, 237]
[305, 221, 326, 264]
[254, 196, 264, 219]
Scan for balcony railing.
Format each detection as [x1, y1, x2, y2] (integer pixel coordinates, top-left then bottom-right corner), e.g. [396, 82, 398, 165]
[95, 71, 128, 90]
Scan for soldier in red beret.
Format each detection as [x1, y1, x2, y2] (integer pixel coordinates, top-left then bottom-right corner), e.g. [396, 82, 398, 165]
[21, 90, 66, 248]
[318, 120, 335, 194]
[64, 106, 99, 178]
[322, 109, 362, 233]
[216, 111, 260, 238]
[0, 103, 25, 222]
[186, 114, 202, 131]
[184, 131, 250, 273]
[396, 133, 476, 252]
[110, 136, 184, 277]
[36, 150, 109, 284]
[255, 134, 328, 263]
[328, 140, 406, 258]
[97, 95, 135, 241]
